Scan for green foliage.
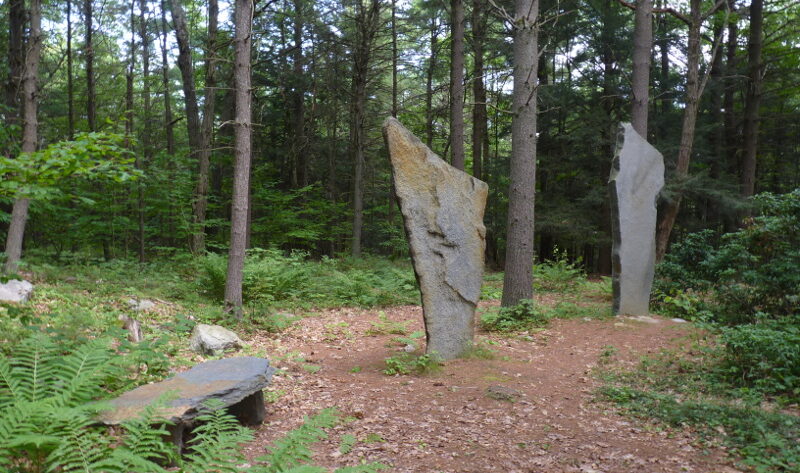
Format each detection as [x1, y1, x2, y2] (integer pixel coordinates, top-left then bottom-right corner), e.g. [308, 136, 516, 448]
[480, 299, 549, 332]
[366, 311, 410, 335]
[599, 385, 800, 472]
[257, 408, 339, 472]
[180, 400, 254, 473]
[720, 321, 800, 399]
[0, 132, 139, 200]
[382, 353, 442, 376]
[339, 434, 357, 455]
[655, 189, 800, 325]
[199, 249, 418, 309]
[533, 250, 587, 292]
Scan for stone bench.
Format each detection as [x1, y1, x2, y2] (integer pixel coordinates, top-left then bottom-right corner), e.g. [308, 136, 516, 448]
[99, 356, 275, 449]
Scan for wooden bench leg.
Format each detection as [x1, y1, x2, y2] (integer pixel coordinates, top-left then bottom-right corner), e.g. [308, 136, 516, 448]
[228, 390, 266, 426]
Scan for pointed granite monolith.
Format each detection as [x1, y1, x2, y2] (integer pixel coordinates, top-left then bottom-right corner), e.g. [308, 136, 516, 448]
[383, 117, 488, 360]
[609, 123, 665, 316]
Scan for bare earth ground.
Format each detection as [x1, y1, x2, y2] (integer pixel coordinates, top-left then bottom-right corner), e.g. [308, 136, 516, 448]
[237, 301, 743, 473]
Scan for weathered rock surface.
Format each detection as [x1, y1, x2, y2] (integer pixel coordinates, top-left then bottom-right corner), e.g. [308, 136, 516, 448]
[0, 279, 33, 303]
[99, 356, 274, 427]
[383, 117, 488, 360]
[189, 324, 243, 355]
[127, 298, 156, 312]
[486, 385, 522, 402]
[609, 123, 665, 316]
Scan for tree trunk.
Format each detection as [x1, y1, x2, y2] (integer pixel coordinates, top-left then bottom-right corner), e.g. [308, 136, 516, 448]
[84, 0, 96, 131]
[67, 0, 75, 139]
[449, 0, 465, 170]
[190, 0, 219, 253]
[4, 0, 41, 274]
[4, 0, 24, 121]
[224, 0, 253, 319]
[290, 0, 307, 188]
[349, 0, 382, 258]
[138, 0, 152, 263]
[723, 0, 738, 183]
[471, 0, 487, 180]
[425, 18, 438, 148]
[501, 0, 539, 307]
[655, 0, 703, 262]
[740, 0, 763, 204]
[630, 0, 653, 136]
[160, 0, 175, 156]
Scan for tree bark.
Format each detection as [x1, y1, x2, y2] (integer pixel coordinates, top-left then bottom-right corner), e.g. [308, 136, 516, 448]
[740, 0, 763, 204]
[425, 18, 438, 148]
[84, 0, 96, 131]
[655, 0, 703, 262]
[501, 0, 539, 307]
[471, 0, 487, 180]
[349, 0, 382, 258]
[160, 0, 175, 156]
[290, 0, 307, 188]
[138, 0, 152, 262]
[449, 0, 465, 170]
[4, 0, 41, 274]
[224, 0, 253, 319]
[630, 0, 653, 136]
[67, 0, 75, 139]
[4, 0, 24, 122]
[190, 0, 219, 253]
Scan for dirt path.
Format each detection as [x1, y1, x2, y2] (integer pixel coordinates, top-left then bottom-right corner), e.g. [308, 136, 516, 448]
[241, 305, 741, 473]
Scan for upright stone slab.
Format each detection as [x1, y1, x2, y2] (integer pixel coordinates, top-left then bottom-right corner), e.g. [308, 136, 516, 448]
[383, 117, 488, 360]
[609, 123, 665, 316]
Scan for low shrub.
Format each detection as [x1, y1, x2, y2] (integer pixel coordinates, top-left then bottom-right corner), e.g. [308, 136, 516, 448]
[480, 299, 549, 332]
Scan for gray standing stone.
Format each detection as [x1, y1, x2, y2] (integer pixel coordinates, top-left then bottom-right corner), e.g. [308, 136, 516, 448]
[609, 123, 665, 316]
[383, 117, 488, 360]
[0, 279, 33, 303]
[127, 298, 156, 312]
[189, 324, 244, 355]
[99, 357, 275, 448]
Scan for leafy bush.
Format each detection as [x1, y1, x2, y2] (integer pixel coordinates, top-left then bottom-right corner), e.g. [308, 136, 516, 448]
[720, 321, 800, 399]
[655, 189, 800, 324]
[480, 299, 549, 332]
[199, 249, 418, 309]
[383, 353, 442, 376]
[533, 250, 586, 292]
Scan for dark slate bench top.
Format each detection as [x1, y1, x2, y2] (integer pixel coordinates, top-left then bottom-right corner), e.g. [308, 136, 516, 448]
[100, 356, 275, 425]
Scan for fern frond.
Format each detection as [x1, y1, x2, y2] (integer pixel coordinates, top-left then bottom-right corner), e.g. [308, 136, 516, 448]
[181, 400, 254, 473]
[10, 334, 59, 403]
[257, 408, 340, 473]
[51, 339, 117, 408]
[119, 401, 176, 466]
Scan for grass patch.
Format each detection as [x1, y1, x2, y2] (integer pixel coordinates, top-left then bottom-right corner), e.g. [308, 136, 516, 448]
[383, 353, 442, 376]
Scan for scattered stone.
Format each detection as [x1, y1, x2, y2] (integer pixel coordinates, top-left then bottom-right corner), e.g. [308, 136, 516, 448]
[99, 357, 275, 448]
[485, 385, 522, 402]
[609, 123, 665, 317]
[119, 314, 143, 343]
[189, 324, 244, 355]
[625, 315, 661, 324]
[383, 117, 488, 360]
[403, 343, 416, 353]
[671, 318, 688, 323]
[127, 298, 156, 312]
[0, 279, 33, 303]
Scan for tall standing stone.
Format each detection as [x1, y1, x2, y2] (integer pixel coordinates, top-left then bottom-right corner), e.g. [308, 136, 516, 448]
[609, 123, 665, 316]
[383, 117, 488, 360]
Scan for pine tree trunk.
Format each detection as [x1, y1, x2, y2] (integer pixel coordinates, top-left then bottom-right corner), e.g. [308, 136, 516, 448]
[84, 0, 96, 131]
[740, 0, 763, 205]
[160, 0, 175, 156]
[471, 0, 487, 180]
[138, 0, 152, 262]
[501, 0, 539, 307]
[4, 0, 41, 274]
[67, 0, 75, 139]
[630, 0, 653, 136]
[425, 18, 438, 148]
[449, 0, 465, 170]
[655, 0, 703, 262]
[191, 0, 219, 253]
[224, 0, 253, 319]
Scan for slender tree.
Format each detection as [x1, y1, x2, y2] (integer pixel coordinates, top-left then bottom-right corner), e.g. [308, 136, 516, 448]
[449, 0, 465, 170]
[740, 0, 763, 204]
[425, 16, 439, 148]
[630, 0, 653, 136]
[66, 0, 75, 139]
[224, 0, 254, 319]
[84, 0, 96, 131]
[501, 0, 539, 307]
[471, 0, 487, 180]
[350, 0, 383, 258]
[4, 0, 42, 274]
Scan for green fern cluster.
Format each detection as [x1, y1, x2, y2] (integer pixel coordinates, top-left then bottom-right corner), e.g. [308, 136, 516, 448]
[0, 334, 386, 473]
